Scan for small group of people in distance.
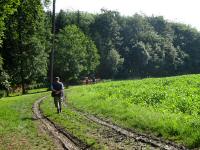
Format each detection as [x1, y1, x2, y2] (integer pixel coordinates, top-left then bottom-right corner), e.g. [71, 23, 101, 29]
[81, 76, 100, 85]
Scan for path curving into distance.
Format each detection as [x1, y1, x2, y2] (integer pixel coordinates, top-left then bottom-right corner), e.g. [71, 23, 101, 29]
[32, 97, 87, 150]
[72, 108, 188, 150]
[33, 97, 188, 150]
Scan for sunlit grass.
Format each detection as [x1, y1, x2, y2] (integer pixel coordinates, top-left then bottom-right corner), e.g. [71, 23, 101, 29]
[41, 97, 109, 149]
[0, 92, 56, 150]
[67, 74, 200, 148]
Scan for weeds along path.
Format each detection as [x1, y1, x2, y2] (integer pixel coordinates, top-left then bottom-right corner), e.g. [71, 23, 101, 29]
[71, 107, 188, 150]
[37, 97, 158, 149]
[34, 97, 187, 150]
[40, 100, 163, 149]
[33, 97, 87, 150]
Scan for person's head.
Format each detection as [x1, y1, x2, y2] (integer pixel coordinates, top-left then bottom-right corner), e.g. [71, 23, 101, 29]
[55, 77, 60, 82]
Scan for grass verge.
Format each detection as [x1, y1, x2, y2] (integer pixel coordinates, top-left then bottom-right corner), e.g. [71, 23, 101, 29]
[0, 92, 56, 150]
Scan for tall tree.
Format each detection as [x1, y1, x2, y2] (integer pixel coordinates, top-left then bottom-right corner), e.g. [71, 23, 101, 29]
[172, 23, 200, 73]
[90, 9, 123, 78]
[105, 49, 124, 78]
[1, 0, 49, 94]
[0, 0, 20, 46]
[54, 25, 99, 82]
[0, 0, 20, 89]
[55, 10, 95, 35]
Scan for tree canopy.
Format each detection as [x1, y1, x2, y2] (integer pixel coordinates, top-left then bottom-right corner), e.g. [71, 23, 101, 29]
[54, 25, 99, 82]
[1, 4, 200, 94]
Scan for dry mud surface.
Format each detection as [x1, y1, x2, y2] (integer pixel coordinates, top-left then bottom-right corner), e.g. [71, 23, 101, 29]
[33, 97, 188, 150]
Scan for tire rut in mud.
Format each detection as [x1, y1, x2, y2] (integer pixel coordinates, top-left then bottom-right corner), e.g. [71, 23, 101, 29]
[33, 97, 188, 150]
[71, 107, 188, 150]
[33, 97, 87, 150]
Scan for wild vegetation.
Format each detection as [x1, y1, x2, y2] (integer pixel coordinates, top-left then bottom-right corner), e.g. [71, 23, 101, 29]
[66, 74, 200, 148]
[54, 9, 200, 79]
[41, 93, 157, 149]
[1, 1, 200, 95]
[2, 1, 200, 149]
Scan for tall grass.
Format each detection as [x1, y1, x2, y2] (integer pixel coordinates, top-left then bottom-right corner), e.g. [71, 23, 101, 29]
[67, 74, 200, 148]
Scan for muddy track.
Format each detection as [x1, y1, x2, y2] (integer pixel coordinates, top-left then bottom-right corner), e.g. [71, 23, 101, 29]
[32, 97, 88, 150]
[71, 107, 188, 150]
[33, 97, 188, 150]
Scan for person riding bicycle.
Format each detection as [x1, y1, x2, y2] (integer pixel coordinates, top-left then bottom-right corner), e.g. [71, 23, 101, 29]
[51, 77, 64, 113]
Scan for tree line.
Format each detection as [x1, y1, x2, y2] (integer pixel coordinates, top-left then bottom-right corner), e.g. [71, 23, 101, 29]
[1, 1, 200, 94]
[54, 9, 200, 79]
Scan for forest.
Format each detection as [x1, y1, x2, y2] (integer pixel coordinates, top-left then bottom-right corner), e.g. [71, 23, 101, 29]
[1, 0, 200, 95]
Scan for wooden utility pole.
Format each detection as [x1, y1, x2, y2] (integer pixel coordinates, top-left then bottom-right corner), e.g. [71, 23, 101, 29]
[50, 0, 56, 85]
[18, 0, 26, 94]
[77, 10, 80, 26]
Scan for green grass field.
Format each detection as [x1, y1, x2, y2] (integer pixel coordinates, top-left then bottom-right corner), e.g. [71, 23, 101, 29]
[41, 97, 110, 149]
[65, 74, 200, 148]
[0, 92, 56, 150]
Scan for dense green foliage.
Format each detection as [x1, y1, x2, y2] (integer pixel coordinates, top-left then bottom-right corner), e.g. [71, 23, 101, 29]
[1, 1, 200, 147]
[1, 0, 50, 93]
[0, 92, 56, 149]
[0, 2, 100, 93]
[0, 0, 20, 46]
[67, 74, 200, 148]
[54, 25, 99, 82]
[1, 2, 200, 93]
[55, 10, 200, 78]
[0, 0, 20, 93]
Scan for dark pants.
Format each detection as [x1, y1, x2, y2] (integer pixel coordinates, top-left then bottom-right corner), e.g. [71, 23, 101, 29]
[54, 96, 62, 113]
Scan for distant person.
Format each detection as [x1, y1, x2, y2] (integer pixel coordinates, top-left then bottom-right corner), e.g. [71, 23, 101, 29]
[92, 77, 95, 83]
[51, 77, 64, 113]
[85, 77, 89, 84]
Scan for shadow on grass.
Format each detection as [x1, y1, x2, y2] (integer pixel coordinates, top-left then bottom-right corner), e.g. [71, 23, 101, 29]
[26, 90, 49, 95]
[21, 117, 38, 121]
[7, 90, 50, 98]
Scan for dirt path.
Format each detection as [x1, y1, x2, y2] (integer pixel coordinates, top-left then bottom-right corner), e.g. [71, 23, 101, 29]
[33, 97, 188, 150]
[72, 108, 188, 150]
[33, 97, 87, 150]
